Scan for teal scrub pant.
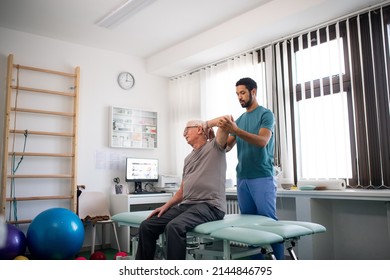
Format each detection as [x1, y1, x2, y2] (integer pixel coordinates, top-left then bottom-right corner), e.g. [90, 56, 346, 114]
[237, 176, 285, 260]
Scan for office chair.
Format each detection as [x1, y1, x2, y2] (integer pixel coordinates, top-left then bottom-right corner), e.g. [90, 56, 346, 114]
[78, 191, 121, 254]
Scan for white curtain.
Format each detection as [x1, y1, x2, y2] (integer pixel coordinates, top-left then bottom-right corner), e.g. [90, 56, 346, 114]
[200, 53, 262, 184]
[168, 72, 201, 177]
[168, 52, 269, 184]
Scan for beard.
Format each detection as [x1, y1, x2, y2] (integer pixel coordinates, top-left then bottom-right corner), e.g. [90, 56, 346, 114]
[240, 93, 253, 108]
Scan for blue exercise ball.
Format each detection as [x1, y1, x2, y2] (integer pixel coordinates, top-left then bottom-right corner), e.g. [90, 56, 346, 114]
[0, 224, 27, 260]
[27, 208, 84, 260]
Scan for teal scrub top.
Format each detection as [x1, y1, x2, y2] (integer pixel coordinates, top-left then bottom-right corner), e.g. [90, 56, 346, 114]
[234, 106, 275, 179]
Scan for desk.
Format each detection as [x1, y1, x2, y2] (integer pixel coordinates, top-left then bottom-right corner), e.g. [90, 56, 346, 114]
[110, 193, 172, 252]
[279, 189, 390, 259]
[277, 189, 390, 201]
[227, 188, 390, 259]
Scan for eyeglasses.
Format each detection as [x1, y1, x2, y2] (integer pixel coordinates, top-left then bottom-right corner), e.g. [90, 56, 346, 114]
[183, 126, 198, 135]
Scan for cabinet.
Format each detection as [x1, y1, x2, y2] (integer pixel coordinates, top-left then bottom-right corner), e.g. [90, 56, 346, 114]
[110, 193, 172, 253]
[109, 106, 157, 149]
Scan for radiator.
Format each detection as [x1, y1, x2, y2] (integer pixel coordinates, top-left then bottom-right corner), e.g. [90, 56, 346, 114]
[226, 199, 245, 247]
[188, 199, 244, 250]
[227, 199, 240, 214]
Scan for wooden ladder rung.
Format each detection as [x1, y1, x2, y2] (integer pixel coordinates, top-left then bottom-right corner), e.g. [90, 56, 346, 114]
[8, 219, 33, 225]
[9, 152, 74, 157]
[11, 85, 76, 97]
[6, 195, 73, 202]
[11, 107, 75, 117]
[13, 63, 76, 77]
[7, 174, 73, 179]
[10, 129, 74, 137]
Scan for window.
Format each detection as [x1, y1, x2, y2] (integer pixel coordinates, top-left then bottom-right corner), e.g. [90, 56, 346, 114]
[295, 38, 345, 84]
[294, 37, 352, 179]
[297, 92, 352, 178]
[288, 8, 390, 188]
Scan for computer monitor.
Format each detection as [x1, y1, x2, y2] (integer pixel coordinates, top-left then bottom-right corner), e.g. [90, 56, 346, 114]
[125, 157, 158, 193]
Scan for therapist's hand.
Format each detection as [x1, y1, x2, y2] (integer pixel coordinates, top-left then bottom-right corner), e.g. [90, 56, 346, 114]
[219, 115, 236, 133]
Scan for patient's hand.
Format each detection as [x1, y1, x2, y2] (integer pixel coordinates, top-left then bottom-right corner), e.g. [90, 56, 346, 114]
[207, 127, 215, 140]
[147, 204, 169, 219]
[147, 208, 160, 219]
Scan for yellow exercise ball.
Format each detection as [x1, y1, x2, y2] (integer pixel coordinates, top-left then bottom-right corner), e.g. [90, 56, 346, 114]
[14, 255, 29, 260]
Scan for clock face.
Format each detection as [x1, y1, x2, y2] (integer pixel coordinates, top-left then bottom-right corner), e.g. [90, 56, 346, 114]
[117, 72, 135, 90]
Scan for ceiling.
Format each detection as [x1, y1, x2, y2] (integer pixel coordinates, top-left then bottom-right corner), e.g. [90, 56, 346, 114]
[0, 0, 387, 77]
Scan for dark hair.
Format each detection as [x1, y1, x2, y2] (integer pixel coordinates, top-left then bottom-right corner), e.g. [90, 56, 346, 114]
[236, 77, 257, 92]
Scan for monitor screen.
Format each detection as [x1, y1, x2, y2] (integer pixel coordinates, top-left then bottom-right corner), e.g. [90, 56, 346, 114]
[125, 157, 159, 183]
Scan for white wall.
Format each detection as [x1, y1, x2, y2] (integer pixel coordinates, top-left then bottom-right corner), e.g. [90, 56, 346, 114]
[0, 27, 173, 220]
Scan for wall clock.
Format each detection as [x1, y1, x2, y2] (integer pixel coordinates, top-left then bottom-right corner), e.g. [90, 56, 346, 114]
[117, 72, 135, 90]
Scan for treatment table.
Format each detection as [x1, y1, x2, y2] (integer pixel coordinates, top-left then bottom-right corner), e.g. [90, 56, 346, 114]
[111, 210, 326, 260]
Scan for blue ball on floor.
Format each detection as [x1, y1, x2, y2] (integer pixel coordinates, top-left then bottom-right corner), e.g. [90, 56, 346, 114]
[0, 224, 27, 260]
[27, 208, 84, 260]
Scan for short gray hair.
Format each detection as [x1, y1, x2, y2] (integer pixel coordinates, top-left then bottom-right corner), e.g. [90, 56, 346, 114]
[185, 120, 204, 127]
[185, 120, 211, 139]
